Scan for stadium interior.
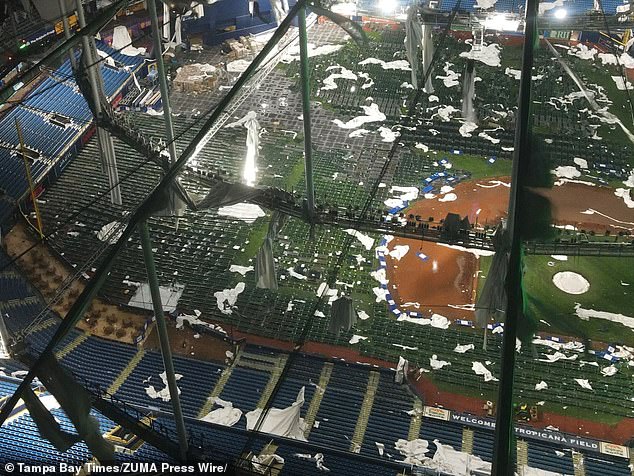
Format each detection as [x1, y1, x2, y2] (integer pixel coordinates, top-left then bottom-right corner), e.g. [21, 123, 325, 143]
[0, 0, 634, 474]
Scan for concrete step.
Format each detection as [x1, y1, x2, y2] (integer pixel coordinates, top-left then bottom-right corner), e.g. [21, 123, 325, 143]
[572, 451, 586, 476]
[461, 428, 474, 454]
[303, 362, 334, 438]
[517, 439, 529, 468]
[408, 398, 423, 440]
[350, 371, 380, 453]
[257, 355, 289, 409]
[107, 347, 145, 395]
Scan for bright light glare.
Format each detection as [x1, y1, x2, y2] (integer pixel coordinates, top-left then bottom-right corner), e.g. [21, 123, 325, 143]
[483, 13, 521, 31]
[554, 8, 567, 18]
[378, 0, 398, 13]
[331, 2, 358, 16]
[244, 142, 257, 187]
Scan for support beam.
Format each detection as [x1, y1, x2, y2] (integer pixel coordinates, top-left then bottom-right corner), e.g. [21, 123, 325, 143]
[139, 221, 188, 460]
[75, 0, 122, 206]
[57, 0, 77, 69]
[492, 0, 538, 471]
[298, 6, 315, 224]
[148, 0, 184, 216]
[148, 0, 178, 166]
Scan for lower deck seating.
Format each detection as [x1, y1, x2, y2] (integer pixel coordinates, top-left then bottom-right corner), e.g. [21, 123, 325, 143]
[527, 441, 575, 475]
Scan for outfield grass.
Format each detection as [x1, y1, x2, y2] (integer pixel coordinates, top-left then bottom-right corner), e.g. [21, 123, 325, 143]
[449, 153, 513, 179]
[233, 218, 270, 266]
[523, 255, 634, 346]
[567, 56, 634, 152]
[477, 255, 493, 296]
[413, 149, 513, 180]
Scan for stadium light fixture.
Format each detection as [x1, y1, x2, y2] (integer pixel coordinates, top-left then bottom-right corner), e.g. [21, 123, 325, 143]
[483, 13, 521, 31]
[554, 8, 567, 19]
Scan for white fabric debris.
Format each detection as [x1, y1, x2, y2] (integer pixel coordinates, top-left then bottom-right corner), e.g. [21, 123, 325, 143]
[415, 142, 429, 151]
[573, 157, 588, 169]
[321, 65, 357, 91]
[218, 203, 265, 223]
[436, 63, 460, 88]
[601, 365, 618, 377]
[575, 303, 634, 329]
[437, 243, 496, 257]
[375, 442, 385, 456]
[427, 440, 492, 474]
[575, 379, 593, 390]
[176, 312, 227, 335]
[459, 121, 478, 137]
[613, 76, 634, 90]
[344, 229, 375, 250]
[615, 188, 634, 208]
[438, 193, 457, 202]
[568, 43, 597, 61]
[541, 351, 578, 363]
[349, 128, 371, 138]
[349, 334, 368, 344]
[378, 126, 399, 142]
[459, 43, 501, 67]
[505, 68, 522, 80]
[373, 287, 389, 302]
[333, 103, 386, 129]
[394, 438, 430, 465]
[287, 268, 308, 280]
[430, 354, 451, 370]
[552, 166, 581, 180]
[246, 387, 307, 440]
[214, 283, 246, 314]
[358, 310, 370, 320]
[229, 265, 254, 276]
[454, 344, 475, 354]
[359, 57, 411, 70]
[535, 381, 549, 391]
[200, 398, 242, 426]
[432, 105, 460, 122]
[145, 371, 182, 401]
[389, 245, 410, 261]
[472, 362, 498, 382]
[294, 453, 329, 472]
[431, 314, 450, 329]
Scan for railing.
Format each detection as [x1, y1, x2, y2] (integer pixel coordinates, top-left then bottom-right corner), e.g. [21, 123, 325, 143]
[525, 240, 634, 257]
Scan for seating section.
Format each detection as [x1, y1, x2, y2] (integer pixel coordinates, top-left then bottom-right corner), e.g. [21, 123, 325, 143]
[472, 428, 494, 462]
[24, 77, 92, 124]
[114, 350, 222, 417]
[0, 43, 144, 222]
[527, 441, 576, 475]
[419, 417, 464, 453]
[0, 378, 171, 465]
[0, 106, 81, 161]
[584, 452, 631, 476]
[61, 335, 137, 390]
